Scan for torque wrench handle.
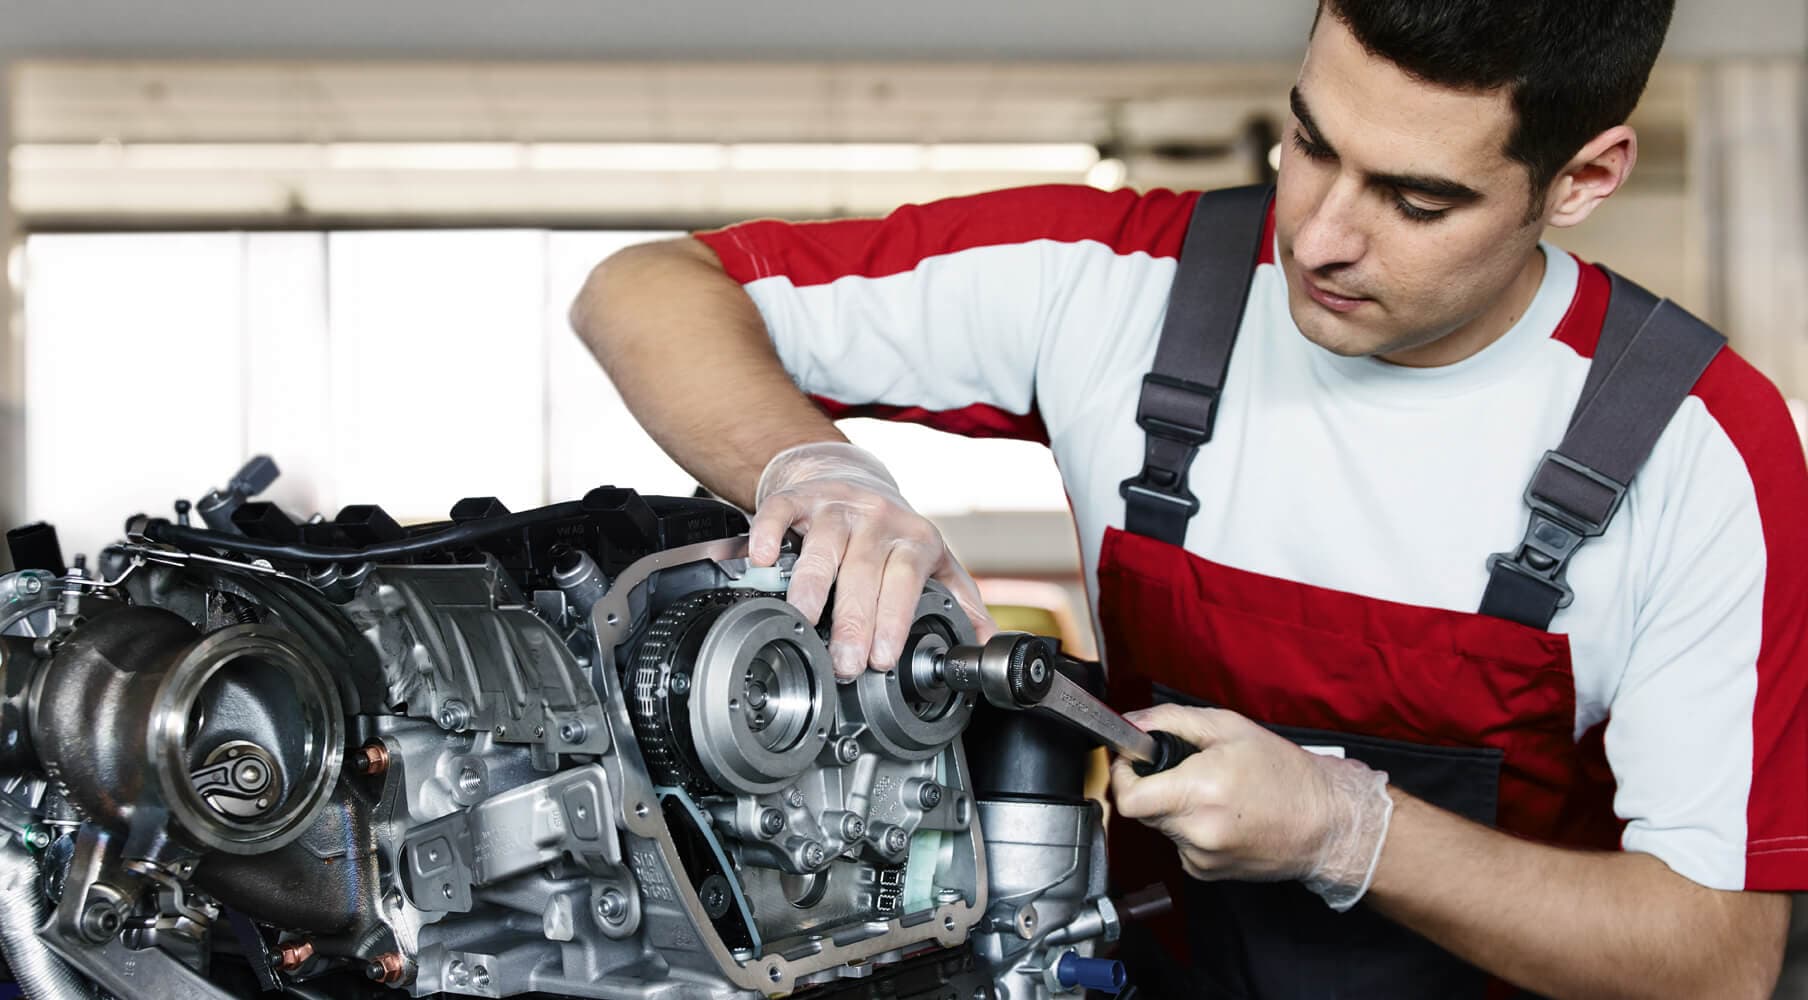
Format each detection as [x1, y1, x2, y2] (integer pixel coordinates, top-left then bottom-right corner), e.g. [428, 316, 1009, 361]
[1131, 730, 1199, 776]
[922, 633, 1196, 772]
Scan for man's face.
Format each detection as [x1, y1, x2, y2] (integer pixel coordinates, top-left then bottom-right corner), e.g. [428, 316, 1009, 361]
[1275, 15, 1550, 362]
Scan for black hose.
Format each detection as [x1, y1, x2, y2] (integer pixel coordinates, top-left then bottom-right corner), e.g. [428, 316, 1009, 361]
[142, 500, 586, 565]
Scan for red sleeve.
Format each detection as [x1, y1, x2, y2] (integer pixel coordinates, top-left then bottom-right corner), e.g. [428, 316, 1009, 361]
[694, 183, 1197, 287]
[1690, 348, 1808, 890]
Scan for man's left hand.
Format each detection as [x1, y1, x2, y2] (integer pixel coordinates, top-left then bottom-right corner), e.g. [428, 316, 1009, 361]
[1108, 704, 1394, 909]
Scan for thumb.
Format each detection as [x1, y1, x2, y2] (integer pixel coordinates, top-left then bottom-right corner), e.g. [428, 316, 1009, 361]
[1122, 703, 1237, 749]
[931, 557, 997, 641]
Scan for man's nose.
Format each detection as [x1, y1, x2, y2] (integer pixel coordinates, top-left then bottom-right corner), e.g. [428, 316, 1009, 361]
[1292, 182, 1367, 273]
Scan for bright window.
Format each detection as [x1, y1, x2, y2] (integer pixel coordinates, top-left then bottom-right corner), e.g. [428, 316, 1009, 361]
[22, 229, 1069, 561]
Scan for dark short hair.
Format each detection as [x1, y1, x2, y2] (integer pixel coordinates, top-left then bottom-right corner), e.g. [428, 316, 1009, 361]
[1320, 0, 1674, 198]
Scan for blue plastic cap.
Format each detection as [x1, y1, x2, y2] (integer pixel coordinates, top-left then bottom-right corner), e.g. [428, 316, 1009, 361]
[1055, 950, 1128, 994]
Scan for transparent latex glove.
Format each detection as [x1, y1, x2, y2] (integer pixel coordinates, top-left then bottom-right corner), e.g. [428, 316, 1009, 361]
[1109, 704, 1395, 912]
[748, 441, 997, 679]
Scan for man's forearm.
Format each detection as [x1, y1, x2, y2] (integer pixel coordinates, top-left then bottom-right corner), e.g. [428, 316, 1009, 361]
[1367, 791, 1788, 998]
[569, 237, 841, 509]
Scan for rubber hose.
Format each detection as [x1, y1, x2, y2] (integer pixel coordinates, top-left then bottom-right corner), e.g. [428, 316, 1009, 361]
[0, 839, 95, 1000]
[143, 499, 585, 564]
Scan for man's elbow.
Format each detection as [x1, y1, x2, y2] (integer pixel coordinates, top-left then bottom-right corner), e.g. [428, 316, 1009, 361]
[1662, 889, 1788, 1000]
[567, 237, 719, 347]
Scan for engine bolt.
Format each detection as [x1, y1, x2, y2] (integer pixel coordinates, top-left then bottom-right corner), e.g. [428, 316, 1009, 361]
[784, 788, 805, 809]
[559, 719, 587, 744]
[350, 741, 391, 777]
[833, 737, 861, 765]
[365, 952, 408, 985]
[801, 842, 828, 869]
[669, 673, 692, 696]
[22, 827, 51, 851]
[277, 939, 315, 972]
[1013, 903, 1039, 939]
[840, 815, 866, 841]
[457, 767, 484, 800]
[884, 827, 910, 854]
[1028, 657, 1049, 685]
[918, 783, 944, 810]
[79, 902, 119, 943]
[437, 700, 470, 731]
[596, 888, 628, 924]
[700, 876, 731, 917]
[759, 809, 786, 837]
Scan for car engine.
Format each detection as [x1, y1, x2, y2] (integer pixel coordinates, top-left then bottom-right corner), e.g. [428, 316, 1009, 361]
[0, 460, 1148, 1000]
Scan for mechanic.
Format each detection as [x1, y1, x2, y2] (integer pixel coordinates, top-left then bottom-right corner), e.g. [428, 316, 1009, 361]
[569, 1, 1805, 995]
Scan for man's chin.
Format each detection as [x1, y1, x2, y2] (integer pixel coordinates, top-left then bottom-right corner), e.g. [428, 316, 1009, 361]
[1289, 302, 1388, 358]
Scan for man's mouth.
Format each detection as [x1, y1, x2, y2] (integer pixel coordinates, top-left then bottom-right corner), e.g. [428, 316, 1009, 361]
[1302, 275, 1370, 314]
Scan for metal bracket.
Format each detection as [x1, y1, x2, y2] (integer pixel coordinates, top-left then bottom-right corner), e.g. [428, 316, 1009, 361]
[400, 765, 620, 914]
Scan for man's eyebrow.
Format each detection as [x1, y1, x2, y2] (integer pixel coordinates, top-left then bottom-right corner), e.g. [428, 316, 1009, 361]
[1289, 87, 1331, 152]
[1367, 171, 1483, 203]
[1289, 85, 1484, 205]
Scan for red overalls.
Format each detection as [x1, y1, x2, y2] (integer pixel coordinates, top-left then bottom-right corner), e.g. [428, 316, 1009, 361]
[1097, 186, 1725, 998]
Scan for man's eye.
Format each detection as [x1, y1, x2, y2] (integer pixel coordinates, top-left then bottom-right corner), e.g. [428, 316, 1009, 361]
[1290, 130, 1334, 162]
[1393, 196, 1449, 223]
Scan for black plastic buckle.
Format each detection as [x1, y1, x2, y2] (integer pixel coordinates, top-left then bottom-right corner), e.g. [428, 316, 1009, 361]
[1118, 477, 1201, 517]
[1134, 373, 1217, 446]
[1485, 452, 1628, 610]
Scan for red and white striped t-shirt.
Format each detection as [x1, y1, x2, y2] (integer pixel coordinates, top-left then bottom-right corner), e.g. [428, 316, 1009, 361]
[695, 184, 1808, 893]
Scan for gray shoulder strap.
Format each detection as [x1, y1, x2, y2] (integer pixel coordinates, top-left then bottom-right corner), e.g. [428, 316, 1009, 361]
[1119, 184, 1274, 545]
[1480, 268, 1727, 629]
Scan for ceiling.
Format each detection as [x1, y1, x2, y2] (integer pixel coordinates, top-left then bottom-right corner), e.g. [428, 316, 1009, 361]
[6, 59, 1694, 226]
[0, 0, 1797, 62]
[9, 62, 1291, 224]
[12, 62, 1297, 146]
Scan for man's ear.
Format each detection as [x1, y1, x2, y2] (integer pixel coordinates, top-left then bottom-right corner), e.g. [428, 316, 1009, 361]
[1545, 125, 1638, 229]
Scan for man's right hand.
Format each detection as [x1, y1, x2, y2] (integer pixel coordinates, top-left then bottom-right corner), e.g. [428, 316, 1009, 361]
[748, 442, 996, 680]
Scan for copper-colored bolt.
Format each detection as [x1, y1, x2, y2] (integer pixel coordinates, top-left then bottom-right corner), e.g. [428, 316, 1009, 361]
[277, 939, 314, 972]
[365, 951, 408, 985]
[350, 741, 391, 777]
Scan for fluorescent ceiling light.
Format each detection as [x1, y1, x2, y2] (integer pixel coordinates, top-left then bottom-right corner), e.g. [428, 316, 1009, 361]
[525, 143, 727, 171]
[328, 143, 524, 171]
[728, 143, 926, 172]
[927, 144, 1099, 173]
[13, 141, 1104, 176]
[13, 143, 329, 171]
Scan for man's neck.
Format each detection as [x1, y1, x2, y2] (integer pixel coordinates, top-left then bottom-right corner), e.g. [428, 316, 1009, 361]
[1378, 247, 1549, 369]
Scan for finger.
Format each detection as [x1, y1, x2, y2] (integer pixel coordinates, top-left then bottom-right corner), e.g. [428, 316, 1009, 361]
[1120, 703, 1241, 749]
[1178, 848, 1230, 882]
[784, 512, 850, 626]
[1108, 755, 1175, 820]
[1109, 749, 1223, 821]
[1108, 755, 1142, 806]
[871, 544, 938, 671]
[825, 530, 888, 680]
[931, 556, 998, 642]
[747, 494, 801, 567]
[1179, 852, 1208, 881]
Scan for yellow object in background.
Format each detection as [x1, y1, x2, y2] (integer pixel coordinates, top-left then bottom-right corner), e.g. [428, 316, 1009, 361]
[984, 587, 1112, 808]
